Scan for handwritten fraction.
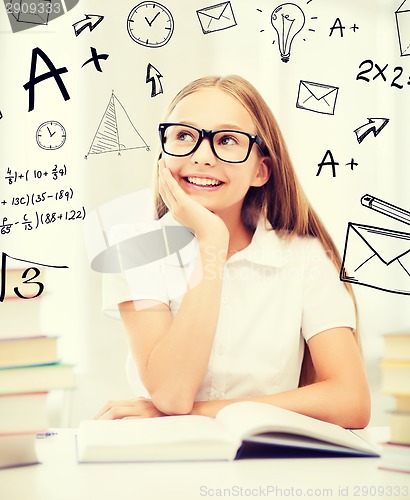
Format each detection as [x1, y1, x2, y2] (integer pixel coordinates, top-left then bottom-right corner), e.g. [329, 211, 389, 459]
[0, 207, 86, 235]
[3, 165, 67, 185]
[0, 164, 86, 234]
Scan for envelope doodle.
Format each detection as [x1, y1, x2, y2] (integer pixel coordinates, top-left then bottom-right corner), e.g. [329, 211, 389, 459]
[395, 0, 410, 57]
[340, 223, 410, 295]
[197, 2, 237, 34]
[296, 80, 339, 115]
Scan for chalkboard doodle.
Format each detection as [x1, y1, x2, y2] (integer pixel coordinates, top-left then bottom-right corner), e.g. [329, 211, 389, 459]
[271, 3, 305, 63]
[4, 165, 67, 185]
[340, 195, 410, 295]
[86, 91, 150, 158]
[146, 63, 163, 97]
[35, 120, 66, 150]
[0, 251, 68, 302]
[354, 118, 390, 144]
[0, 207, 86, 235]
[296, 80, 339, 115]
[72, 14, 104, 37]
[257, 1, 317, 62]
[127, 2, 174, 48]
[196, 2, 237, 34]
[395, 0, 410, 57]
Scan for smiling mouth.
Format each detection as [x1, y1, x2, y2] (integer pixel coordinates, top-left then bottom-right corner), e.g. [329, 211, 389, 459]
[184, 176, 223, 187]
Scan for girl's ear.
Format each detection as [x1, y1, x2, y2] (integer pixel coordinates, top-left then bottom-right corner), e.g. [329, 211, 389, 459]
[251, 156, 272, 187]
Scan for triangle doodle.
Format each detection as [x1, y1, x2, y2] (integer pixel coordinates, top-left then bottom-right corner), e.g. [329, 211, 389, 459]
[86, 91, 150, 158]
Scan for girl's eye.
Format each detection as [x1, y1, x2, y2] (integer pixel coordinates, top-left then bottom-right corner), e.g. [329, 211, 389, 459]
[219, 135, 238, 146]
[176, 131, 195, 142]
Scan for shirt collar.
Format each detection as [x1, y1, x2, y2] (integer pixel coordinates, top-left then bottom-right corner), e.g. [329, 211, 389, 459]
[228, 218, 285, 268]
[161, 212, 285, 268]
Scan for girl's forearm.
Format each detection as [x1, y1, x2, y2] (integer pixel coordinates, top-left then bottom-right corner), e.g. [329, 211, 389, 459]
[191, 378, 371, 429]
[143, 238, 228, 415]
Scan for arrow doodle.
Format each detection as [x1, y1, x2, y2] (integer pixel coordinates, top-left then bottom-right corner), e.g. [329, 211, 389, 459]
[354, 117, 390, 144]
[146, 63, 163, 98]
[72, 14, 104, 37]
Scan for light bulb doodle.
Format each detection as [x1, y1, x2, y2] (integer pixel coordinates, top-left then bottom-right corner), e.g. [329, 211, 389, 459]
[271, 3, 305, 63]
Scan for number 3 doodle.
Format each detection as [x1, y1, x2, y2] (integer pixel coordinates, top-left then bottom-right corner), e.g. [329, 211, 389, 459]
[0, 252, 68, 302]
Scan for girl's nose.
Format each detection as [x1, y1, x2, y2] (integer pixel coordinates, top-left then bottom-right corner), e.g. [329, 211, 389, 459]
[190, 137, 216, 166]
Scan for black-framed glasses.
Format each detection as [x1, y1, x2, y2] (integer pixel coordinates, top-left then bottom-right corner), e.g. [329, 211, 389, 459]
[158, 123, 268, 164]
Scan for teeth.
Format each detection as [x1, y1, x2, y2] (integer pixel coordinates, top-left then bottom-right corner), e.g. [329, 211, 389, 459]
[187, 177, 222, 186]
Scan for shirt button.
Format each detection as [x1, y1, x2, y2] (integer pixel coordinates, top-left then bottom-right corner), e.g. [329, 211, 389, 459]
[221, 296, 229, 304]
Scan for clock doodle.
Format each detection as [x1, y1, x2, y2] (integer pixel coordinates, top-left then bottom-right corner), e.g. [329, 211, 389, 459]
[127, 1, 174, 48]
[36, 121, 66, 150]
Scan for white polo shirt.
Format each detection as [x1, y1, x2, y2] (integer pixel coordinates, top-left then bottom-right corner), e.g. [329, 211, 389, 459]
[102, 214, 356, 401]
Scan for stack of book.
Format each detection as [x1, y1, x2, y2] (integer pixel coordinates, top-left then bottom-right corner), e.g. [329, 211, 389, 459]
[0, 266, 76, 468]
[379, 330, 410, 473]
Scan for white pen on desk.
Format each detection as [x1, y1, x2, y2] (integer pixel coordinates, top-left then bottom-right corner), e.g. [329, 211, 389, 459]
[361, 194, 410, 226]
[36, 431, 58, 439]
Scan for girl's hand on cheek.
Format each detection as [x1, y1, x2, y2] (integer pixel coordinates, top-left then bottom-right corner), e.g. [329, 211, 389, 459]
[158, 159, 229, 244]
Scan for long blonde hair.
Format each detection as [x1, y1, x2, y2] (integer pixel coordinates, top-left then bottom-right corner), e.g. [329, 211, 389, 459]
[154, 75, 360, 386]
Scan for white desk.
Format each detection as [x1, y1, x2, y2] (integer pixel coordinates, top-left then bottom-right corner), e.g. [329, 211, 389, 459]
[1, 428, 409, 500]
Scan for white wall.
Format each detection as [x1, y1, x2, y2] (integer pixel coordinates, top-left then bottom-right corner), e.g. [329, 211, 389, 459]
[1, 0, 409, 426]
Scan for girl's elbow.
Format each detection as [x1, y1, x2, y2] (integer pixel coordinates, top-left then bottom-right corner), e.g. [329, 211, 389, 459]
[151, 389, 194, 416]
[340, 384, 371, 429]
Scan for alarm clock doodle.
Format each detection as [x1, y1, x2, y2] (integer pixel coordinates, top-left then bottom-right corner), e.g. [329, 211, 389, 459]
[36, 121, 66, 150]
[127, 1, 174, 48]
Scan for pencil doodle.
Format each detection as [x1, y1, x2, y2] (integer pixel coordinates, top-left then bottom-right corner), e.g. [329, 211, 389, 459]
[354, 118, 389, 144]
[127, 2, 174, 48]
[146, 63, 163, 97]
[296, 80, 339, 115]
[395, 0, 410, 57]
[72, 14, 104, 36]
[361, 194, 410, 226]
[196, 2, 237, 35]
[340, 196, 410, 296]
[86, 91, 150, 158]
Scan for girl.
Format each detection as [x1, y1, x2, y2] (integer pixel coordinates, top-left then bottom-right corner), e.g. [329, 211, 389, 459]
[97, 75, 370, 428]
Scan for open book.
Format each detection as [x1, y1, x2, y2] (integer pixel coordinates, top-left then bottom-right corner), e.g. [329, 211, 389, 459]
[77, 402, 380, 462]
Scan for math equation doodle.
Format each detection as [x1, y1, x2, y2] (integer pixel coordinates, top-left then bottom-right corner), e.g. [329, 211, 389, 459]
[0, 252, 68, 302]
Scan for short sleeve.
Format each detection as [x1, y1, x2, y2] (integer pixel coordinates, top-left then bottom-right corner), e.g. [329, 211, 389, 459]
[102, 262, 170, 320]
[301, 238, 356, 341]
[101, 212, 199, 320]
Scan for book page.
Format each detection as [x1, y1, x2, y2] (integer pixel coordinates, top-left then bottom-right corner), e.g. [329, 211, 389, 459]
[216, 402, 378, 454]
[77, 415, 241, 461]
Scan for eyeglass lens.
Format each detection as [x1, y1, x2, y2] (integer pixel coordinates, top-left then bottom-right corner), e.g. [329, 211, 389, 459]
[162, 124, 252, 163]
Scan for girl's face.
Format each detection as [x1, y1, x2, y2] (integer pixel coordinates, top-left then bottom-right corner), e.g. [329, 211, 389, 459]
[162, 88, 270, 219]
